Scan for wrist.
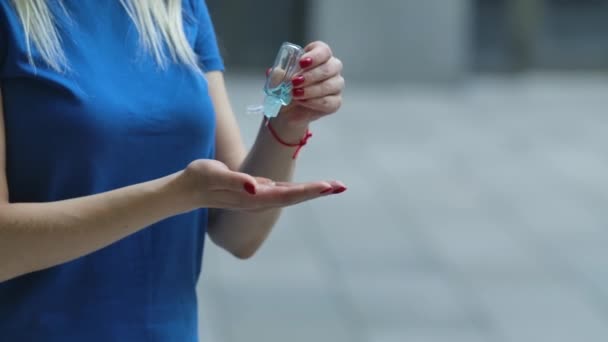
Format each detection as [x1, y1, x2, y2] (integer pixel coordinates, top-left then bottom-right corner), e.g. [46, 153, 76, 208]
[264, 116, 313, 159]
[166, 169, 202, 212]
[267, 116, 310, 142]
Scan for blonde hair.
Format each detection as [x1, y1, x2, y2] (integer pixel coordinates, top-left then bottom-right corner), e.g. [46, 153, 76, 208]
[11, 0, 200, 72]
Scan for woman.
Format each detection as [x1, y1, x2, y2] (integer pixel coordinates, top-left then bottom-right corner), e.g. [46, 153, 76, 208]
[0, 0, 345, 340]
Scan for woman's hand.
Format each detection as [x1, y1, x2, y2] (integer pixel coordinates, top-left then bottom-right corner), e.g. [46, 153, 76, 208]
[179, 159, 346, 212]
[276, 41, 345, 127]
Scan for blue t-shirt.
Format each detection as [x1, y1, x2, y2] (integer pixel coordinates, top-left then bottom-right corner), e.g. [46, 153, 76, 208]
[0, 1, 224, 340]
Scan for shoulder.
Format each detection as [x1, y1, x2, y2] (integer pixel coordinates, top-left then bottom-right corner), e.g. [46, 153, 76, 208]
[189, 0, 214, 22]
[182, 0, 211, 27]
[188, 0, 204, 14]
[184, 0, 209, 18]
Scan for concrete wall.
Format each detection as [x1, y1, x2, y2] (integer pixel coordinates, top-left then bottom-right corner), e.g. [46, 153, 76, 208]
[309, 0, 472, 82]
[206, 0, 308, 69]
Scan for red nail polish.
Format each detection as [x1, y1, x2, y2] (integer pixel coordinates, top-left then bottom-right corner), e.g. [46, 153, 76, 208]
[244, 183, 256, 195]
[292, 75, 305, 86]
[293, 88, 305, 97]
[320, 188, 333, 194]
[266, 67, 272, 77]
[332, 186, 347, 194]
[299, 57, 313, 69]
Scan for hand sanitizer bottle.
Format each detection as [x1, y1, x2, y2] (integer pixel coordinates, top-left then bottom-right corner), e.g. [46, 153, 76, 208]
[247, 42, 304, 118]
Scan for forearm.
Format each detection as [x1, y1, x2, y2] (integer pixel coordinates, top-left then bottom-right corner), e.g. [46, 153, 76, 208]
[0, 171, 195, 282]
[208, 117, 309, 258]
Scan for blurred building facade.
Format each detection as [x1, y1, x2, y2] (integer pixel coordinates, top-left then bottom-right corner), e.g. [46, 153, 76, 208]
[476, 0, 608, 72]
[207, 0, 608, 81]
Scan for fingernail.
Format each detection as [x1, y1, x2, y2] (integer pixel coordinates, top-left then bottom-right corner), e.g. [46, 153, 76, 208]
[299, 57, 313, 69]
[266, 67, 272, 77]
[293, 88, 305, 97]
[244, 183, 256, 195]
[320, 188, 333, 194]
[332, 186, 347, 194]
[292, 75, 305, 86]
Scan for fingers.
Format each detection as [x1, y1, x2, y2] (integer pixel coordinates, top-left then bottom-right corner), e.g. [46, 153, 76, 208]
[257, 180, 347, 207]
[289, 47, 344, 116]
[268, 67, 287, 87]
[260, 180, 331, 196]
[210, 180, 347, 210]
[254, 177, 275, 186]
[208, 166, 258, 194]
[299, 41, 333, 70]
[291, 75, 345, 101]
[275, 180, 347, 195]
[292, 57, 343, 88]
[293, 95, 342, 114]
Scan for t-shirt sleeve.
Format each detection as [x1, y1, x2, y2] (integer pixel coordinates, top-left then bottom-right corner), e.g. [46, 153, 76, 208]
[192, 0, 224, 72]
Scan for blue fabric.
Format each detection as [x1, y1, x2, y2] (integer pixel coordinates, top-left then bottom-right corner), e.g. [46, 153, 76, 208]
[0, 1, 223, 341]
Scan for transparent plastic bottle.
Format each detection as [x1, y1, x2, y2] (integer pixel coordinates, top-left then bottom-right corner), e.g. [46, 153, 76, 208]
[247, 42, 304, 118]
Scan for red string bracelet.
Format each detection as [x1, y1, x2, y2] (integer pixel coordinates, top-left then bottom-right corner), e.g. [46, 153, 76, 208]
[264, 118, 313, 159]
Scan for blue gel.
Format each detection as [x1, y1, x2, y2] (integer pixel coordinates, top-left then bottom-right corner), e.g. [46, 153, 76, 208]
[262, 42, 304, 118]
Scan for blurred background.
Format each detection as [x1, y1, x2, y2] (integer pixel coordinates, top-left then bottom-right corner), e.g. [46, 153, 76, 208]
[197, 1, 608, 341]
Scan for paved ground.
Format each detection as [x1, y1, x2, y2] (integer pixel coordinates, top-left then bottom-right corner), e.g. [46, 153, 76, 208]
[196, 72, 608, 342]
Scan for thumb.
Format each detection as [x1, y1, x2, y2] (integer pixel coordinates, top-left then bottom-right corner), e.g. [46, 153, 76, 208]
[210, 166, 258, 194]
